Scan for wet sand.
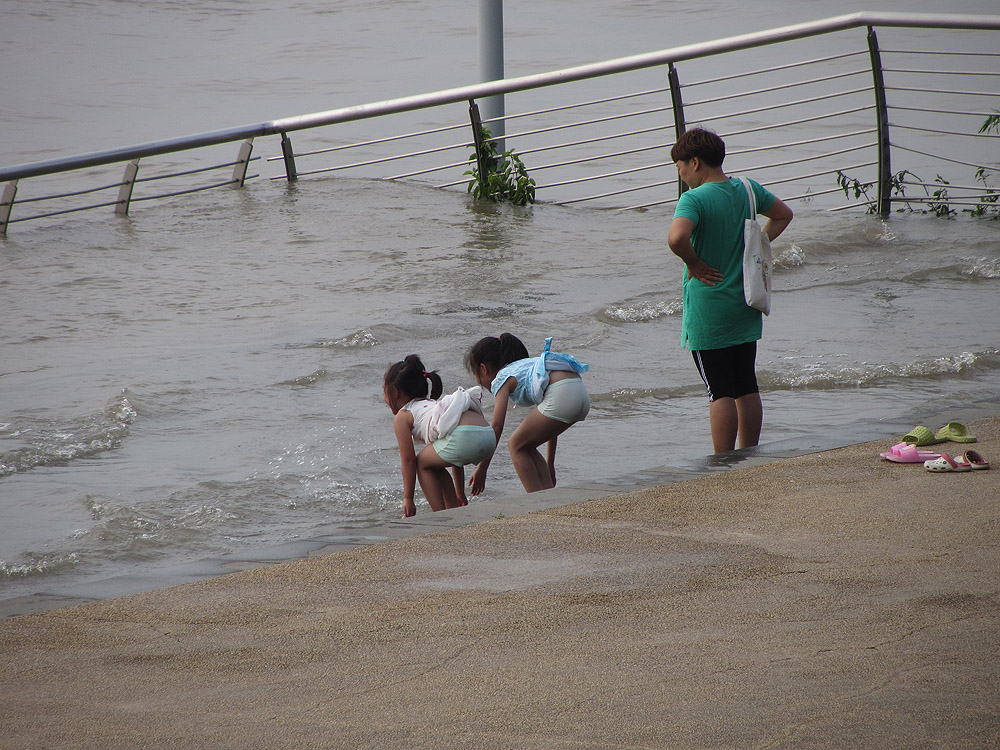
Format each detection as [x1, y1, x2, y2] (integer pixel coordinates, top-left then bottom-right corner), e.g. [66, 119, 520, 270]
[1, 417, 998, 749]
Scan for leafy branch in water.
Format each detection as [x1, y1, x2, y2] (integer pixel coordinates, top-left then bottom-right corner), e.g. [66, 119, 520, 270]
[466, 127, 536, 206]
[969, 111, 1000, 216]
[835, 168, 924, 214]
[836, 111, 999, 218]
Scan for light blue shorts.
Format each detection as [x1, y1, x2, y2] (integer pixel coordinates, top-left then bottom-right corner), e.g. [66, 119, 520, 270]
[538, 377, 590, 424]
[432, 425, 497, 467]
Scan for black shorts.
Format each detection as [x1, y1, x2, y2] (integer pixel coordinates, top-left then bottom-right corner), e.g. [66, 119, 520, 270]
[692, 341, 759, 402]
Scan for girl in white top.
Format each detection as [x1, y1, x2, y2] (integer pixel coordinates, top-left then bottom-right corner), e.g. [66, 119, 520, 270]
[383, 354, 496, 517]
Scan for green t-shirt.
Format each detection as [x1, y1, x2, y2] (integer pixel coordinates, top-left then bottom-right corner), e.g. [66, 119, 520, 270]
[672, 177, 775, 351]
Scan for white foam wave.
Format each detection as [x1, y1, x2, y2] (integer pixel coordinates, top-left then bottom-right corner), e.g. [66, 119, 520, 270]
[0, 391, 136, 478]
[773, 243, 805, 269]
[960, 257, 1000, 279]
[1, 552, 79, 579]
[602, 299, 681, 323]
[762, 349, 1000, 390]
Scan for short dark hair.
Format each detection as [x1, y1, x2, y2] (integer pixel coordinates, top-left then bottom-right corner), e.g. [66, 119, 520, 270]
[670, 128, 726, 167]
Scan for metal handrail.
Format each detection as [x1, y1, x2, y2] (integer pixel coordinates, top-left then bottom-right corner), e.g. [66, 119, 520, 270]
[2, 11, 998, 233]
[3, 12, 997, 183]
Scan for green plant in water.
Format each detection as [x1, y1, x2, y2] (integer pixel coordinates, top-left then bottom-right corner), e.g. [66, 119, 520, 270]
[466, 127, 536, 206]
[835, 168, 921, 214]
[835, 112, 999, 218]
[928, 175, 955, 218]
[968, 111, 1000, 217]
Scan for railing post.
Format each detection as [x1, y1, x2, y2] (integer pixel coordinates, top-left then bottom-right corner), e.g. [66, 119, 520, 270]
[115, 159, 139, 216]
[232, 138, 254, 187]
[468, 99, 490, 188]
[668, 63, 688, 197]
[867, 26, 892, 218]
[478, 0, 506, 153]
[280, 132, 298, 182]
[0, 180, 16, 236]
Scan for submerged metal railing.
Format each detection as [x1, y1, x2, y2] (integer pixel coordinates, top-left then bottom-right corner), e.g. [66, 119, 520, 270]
[2, 11, 999, 234]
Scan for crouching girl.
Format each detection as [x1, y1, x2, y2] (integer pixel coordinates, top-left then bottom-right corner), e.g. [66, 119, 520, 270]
[465, 334, 590, 494]
[384, 354, 497, 517]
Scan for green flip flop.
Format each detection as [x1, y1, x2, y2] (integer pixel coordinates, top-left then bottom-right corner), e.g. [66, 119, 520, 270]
[934, 422, 977, 443]
[901, 425, 945, 446]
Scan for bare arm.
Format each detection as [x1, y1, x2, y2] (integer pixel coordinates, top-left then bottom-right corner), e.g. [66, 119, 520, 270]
[668, 216, 723, 286]
[547, 435, 558, 486]
[392, 410, 418, 517]
[761, 197, 793, 242]
[469, 377, 514, 496]
[451, 465, 468, 506]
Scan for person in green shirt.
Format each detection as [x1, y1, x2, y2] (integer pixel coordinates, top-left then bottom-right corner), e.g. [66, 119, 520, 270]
[668, 128, 793, 453]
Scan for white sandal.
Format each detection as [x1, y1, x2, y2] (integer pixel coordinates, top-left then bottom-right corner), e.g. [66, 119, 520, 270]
[924, 453, 971, 472]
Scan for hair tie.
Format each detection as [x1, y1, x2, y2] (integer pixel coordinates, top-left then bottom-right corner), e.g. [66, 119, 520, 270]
[422, 371, 429, 378]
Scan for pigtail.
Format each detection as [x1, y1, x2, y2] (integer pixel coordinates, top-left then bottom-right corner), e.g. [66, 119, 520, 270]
[385, 354, 444, 401]
[425, 370, 443, 399]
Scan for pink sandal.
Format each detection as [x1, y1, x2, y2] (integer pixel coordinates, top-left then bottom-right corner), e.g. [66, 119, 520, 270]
[879, 442, 941, 464]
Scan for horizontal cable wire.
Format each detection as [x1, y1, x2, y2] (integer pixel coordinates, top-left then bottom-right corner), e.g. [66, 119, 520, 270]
[884, 85, 1000, 96]
[889, 123, 1000, 137]
[681, 49, 869, 88]
[686, 89, 872, 127]
[744, 161, 880, 189]
[538, 160, 669, 190]
[679, 69, 870, 108]
[389, 159, 471, 181]
[621, 162, 877, 211]
[724, 128, 876, 157]
[291, 141, 471, 177]
[560, 178, 671, 205]
[266, 122, 469, 161]
[882, 68, 1000, 76]
[528, 141, 669, 173]
[881, 48, 1000, 57]
[499, 104, 673, 143]
[888, 104, 1000, 117]
[135, 158, 260, 183]
[891, 143, 998, 170]
[708, 105, 875, 138]
[129, 178, 246, 202]
[13, 158, 259, 205]
[510, 123, 671, 159]
[9, 181, 125, 204]
[482, 86, 672, 125]
[9, 199, 122, 222]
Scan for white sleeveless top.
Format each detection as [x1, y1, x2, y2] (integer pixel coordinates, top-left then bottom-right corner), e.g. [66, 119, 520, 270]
[405, 386, 485, 443]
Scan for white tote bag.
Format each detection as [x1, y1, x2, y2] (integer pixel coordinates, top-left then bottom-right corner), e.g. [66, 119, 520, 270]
[739, 177, 772, 316]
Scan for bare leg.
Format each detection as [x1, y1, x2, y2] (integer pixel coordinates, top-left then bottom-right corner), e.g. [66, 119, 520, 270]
[508, 410, 572, 493]
[708, 397, 739, 453]
[416, 447, 459, 511]
[736, 392, 762, 449]
[709, 393, 763, 453]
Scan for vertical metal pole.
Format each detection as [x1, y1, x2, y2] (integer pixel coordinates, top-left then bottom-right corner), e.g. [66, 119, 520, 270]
[478, 0, 505, 153]
[668, 63, 688, 197]
[281, 132, 298, 182]
[115, 159, 139, 216]
[232, 138, 254, 187]
[867, 26, 892, 217]
[469, 99, 490, 194]
[0, 180, 17, 236]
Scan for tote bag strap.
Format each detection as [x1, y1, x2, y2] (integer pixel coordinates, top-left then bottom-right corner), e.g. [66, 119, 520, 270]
[738, 177, 757, 219]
